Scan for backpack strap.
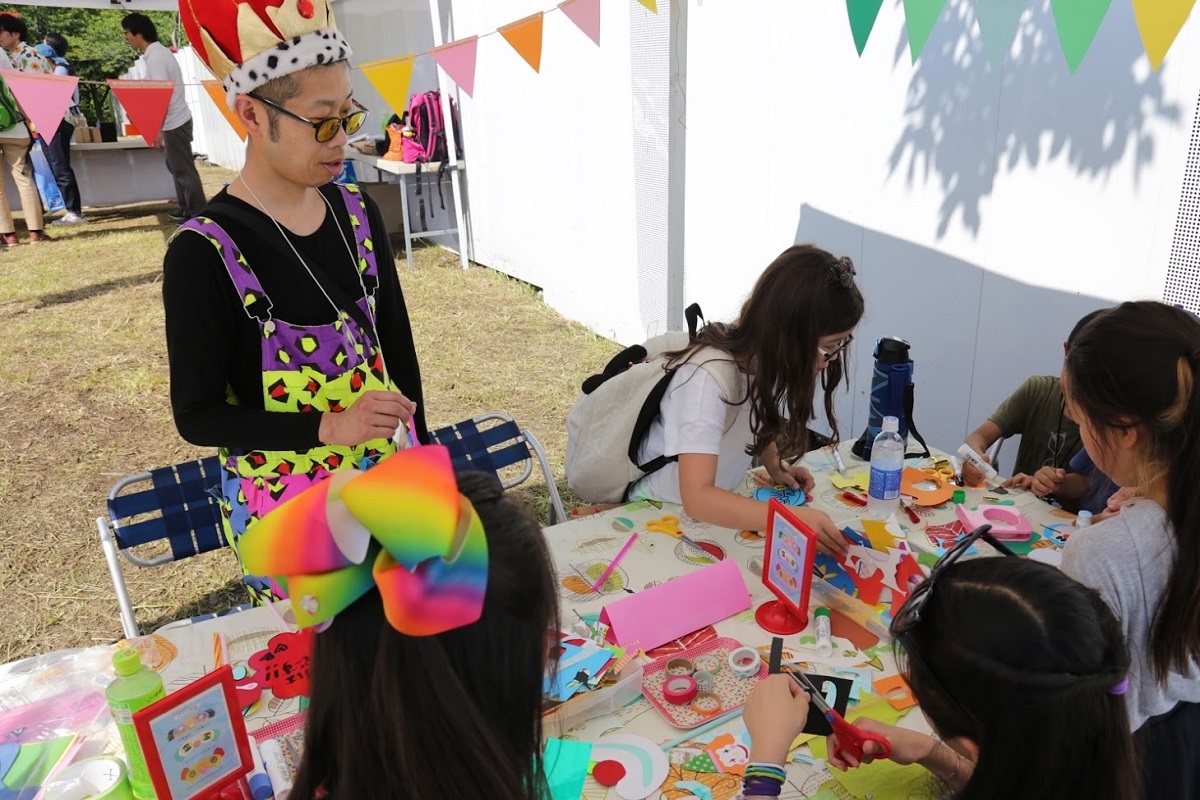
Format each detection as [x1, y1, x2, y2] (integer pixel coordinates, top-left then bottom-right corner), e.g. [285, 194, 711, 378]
[904, 383, 932, 459]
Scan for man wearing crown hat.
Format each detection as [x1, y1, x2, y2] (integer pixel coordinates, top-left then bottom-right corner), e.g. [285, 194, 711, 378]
[163, 0, 427, 604]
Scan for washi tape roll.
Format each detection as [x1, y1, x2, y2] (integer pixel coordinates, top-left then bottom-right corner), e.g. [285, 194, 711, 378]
[693, 669, 715, 692]
[691, 691, 723, 717]
[728, 646, 762, 678]
[693, 653, 721, 674]
[43, 756, 134, 800]
[665, 658, 694, 677]
[663, 675, 699, 705]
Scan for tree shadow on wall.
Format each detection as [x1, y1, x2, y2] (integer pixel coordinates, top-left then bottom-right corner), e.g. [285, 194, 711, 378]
[888, 0, 1182, 238]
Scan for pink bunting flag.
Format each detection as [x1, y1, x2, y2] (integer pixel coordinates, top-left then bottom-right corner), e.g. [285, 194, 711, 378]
[431, 36, 479, 98]
[2, 71, 77, 145]
[559, 0, 601, 45]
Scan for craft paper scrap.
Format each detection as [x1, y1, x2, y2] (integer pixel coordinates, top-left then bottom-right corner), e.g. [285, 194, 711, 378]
[544, 737, 592, 800]
[830, 472, 870, 491]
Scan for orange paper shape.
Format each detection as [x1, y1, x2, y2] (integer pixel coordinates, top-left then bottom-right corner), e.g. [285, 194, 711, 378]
[559, 0, 601, 45]
[202, 79, 246, 140]
[900, 466, 954, 506]
[361, 54, 416, 118]
[431, 36, 479, 98]
[873, 674, 918, 710]
[108, 79, 176, 146]
[2, 71, 77, 145]
[500, 12, 545, 73]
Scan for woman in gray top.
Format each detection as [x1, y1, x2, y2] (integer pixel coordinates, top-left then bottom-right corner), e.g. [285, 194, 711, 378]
[1061, 301, 1200, 799]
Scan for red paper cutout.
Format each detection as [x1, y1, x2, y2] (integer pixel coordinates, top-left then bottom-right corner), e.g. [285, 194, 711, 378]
[248, 629, 314, 700]
[108, 79, 176, 146]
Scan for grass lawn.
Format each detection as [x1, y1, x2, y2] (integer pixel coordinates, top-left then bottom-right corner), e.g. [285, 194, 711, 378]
[0, 162, 618, 663]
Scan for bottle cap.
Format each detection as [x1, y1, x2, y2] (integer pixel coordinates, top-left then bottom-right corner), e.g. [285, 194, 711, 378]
[112, 647, 143, 677]
[814, 607, 830, 619]
[882, 416, 899, 433]
[952, 489, 966, 505]
[1076, 510, 1093, 527]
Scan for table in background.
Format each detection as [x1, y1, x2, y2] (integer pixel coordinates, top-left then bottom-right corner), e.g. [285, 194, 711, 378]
[10, 139, 176, 212]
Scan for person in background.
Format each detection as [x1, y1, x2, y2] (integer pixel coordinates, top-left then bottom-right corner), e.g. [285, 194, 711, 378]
[0, 19, 48, 246]
[0, 13, 51, 75]
[35, 34, 84, 226]
[120, 13, 206, 221]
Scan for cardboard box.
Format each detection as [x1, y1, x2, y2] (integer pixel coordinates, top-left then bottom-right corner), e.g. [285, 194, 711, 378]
[72, 126, 92, 143]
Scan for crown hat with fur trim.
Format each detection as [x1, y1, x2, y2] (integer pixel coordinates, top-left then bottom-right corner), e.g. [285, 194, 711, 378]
[179, 0, 353, 109]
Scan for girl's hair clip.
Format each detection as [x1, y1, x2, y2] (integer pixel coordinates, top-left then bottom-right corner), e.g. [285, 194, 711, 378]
[828, 256, 857, 289]
[1107, 675, 1130, 695]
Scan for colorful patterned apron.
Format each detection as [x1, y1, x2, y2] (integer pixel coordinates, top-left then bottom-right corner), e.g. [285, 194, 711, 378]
[174, 184, 397, 603]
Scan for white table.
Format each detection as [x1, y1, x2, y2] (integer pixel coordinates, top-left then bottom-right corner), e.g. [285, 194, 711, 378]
[14, 138, 177, 212]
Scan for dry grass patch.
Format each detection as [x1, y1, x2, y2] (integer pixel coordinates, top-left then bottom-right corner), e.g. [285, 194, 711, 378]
[0, 163, 618, 663]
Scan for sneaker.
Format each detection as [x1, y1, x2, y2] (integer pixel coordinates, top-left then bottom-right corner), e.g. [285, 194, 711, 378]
[28, 230, 51, 244]
[168, 211, 191, 222]
[50, 212, 86, 226]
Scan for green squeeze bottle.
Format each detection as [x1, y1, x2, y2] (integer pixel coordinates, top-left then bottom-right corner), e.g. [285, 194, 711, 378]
[106, 648, 166, 799]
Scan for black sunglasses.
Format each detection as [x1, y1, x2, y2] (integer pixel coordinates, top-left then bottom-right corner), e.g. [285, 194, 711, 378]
[250, 94, 368, 143]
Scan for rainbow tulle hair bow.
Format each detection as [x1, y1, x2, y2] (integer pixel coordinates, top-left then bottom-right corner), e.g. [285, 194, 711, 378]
[239, 446, 489, 635]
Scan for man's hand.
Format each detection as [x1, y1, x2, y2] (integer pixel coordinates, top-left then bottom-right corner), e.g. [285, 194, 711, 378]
[318, 390, 415, 446]
[1030, 467, 1065, 497]
[961, 454, 990, 487]
[153, 132, 165, 152]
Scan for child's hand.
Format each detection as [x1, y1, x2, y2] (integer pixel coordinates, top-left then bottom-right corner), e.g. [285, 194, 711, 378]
[744, 675, 810, 765]
[767, 462, 816, 492]
[1030, 467, 1065, 497]
[1002, 473, 1033, 490]
[827, 719, 922, 770]
[791, 508, 848, 556]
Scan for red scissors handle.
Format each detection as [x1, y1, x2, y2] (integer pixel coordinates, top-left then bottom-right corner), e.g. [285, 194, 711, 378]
[828, 711, 893, 762]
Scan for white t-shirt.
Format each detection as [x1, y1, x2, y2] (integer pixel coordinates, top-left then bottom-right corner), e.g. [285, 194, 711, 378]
[628, 362, 753, 505]
[0, 49, 29, 142]
[140, 41, 191, 132]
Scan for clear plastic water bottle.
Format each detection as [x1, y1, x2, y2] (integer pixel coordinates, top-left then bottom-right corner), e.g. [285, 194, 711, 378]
[867, 416, 904, 519]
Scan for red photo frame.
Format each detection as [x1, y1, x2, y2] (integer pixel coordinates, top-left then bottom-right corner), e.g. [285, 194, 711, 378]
[133, 665, 253, 800]
[756, 499, 817, 634]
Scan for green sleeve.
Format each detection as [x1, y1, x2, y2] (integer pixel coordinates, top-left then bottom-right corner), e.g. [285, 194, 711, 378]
[988, 378, 1039, 438]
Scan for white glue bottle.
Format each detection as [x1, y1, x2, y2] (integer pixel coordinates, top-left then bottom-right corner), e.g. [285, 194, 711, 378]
[814, 607, 834, 658]
[867, 417, 904, 519]
[957, 443, 1001, 488]
[1076, 510, 1093, 529]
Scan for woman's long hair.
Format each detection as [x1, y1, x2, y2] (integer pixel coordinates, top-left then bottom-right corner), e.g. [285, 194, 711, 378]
[897, 558, 1137, 800]
[291, 471, 560, 800]
[1064, 300, 1200, 681]
[666, 244, 865, 457]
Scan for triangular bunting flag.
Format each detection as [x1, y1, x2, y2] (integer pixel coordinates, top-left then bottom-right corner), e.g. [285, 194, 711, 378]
[1, 71, 77, 145]
[431, 36, 479, 98]
[201, 79, 246, 140]
[902, 0, 948, 62]
[1050, 0, 1113, 72]
[846, 0, 885, 55]
[361, 55, 416, 117]
[1132, 0, 1197, 71]
[975, 0, 1029, 66]
[636, 0, 658, 13]
[500, 12, 545, 73]
[108, 79, 176, 146]
[559, 0, 601, 46]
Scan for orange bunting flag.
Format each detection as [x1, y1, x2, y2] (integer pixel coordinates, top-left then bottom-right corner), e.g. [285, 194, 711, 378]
[431, 36, 479, 98]
[500, 12, 545, 73]
[202, 79, 246, 140]
[1132, 0, 1197, 71]
[1, 71, 77, 145]
[108, 79, 176, 146]
[559, 0, 601, 45]
[636, 0, 658, 13]
[361, 54, 416, 117]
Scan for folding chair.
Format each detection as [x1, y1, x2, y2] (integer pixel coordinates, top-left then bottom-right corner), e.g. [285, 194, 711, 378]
[428, 412, 568, 525]
[986, 437, 1005, 473]
[96, 457, 248, 639]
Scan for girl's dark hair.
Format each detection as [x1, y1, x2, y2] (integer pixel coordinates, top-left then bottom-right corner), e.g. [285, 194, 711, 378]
[44, 32, 68, 57]
[1063, 300, 1200, 681]
[291, 471, 560, 800]
[899, 558, 1136, 800]
[667, 244, 865, 457]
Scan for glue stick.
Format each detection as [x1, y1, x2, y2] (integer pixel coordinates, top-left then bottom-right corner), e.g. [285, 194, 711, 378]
[957, 444, 1001, 487]
[259, 740, 293, 800]
[814, 607, 834, 658]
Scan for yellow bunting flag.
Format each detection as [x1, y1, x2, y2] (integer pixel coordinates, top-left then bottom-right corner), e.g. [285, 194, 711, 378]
[1132, 0, 1197, 71]
[201, 80, 246, 140]
[360, 54, 416, 117]
[636, 0, 658, 13]
[500, 12, 545, 73]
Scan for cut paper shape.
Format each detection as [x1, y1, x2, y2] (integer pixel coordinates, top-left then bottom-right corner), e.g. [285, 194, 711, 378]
[975, 0, 1030, 66]
[1050, 0, 1113, 72]
[559, 0, 602, 45]
[544, 737, 592, 800]
[673, 780, 713, 800]
[249, 628, 314, 700]
[861, 517, 901, 550]
[2, 71, 77, 145]
[590, 734, 669, 800]
[902, 0, 948, 62]
[873, 674, 917, 710]
[703, 731, 751, 775]
[901, 467, 954, 506]
[752, 486, 808, 506]
[830, 472, 869, 491]
[799, 673, 854, 736]
[360, 55, 416, 118]
[846, 0, 886, 54]
[1132, 0, 1197, 70]
[635, 0, 658, 13]
[828, 608, 880, 650]
[108, 79, 176, 146]
[201, 79, 247, 140]
[1029, 547, 1065, 567]
[431, 36, 479, 98]
[500, 12, 545, 73]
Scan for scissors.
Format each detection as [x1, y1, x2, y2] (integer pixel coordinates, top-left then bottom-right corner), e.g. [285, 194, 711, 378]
[790, 671, 893, 763]
[645, 515, 709, 555]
